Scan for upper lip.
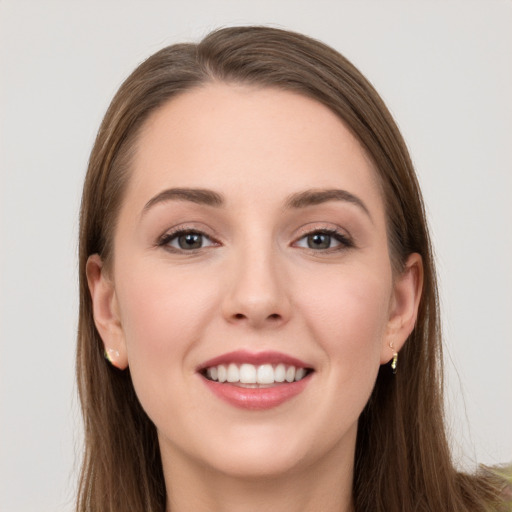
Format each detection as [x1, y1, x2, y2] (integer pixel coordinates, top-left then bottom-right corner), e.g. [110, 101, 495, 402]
[197, 350, 313, 371]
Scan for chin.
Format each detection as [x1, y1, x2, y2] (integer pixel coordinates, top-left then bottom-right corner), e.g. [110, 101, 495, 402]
[203, 439, 308, 479]
[188, 419, 351, 480]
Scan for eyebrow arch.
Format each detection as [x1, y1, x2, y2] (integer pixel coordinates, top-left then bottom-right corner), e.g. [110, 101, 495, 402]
[284, 188, 372, 221]
[142, 187, 225, 214]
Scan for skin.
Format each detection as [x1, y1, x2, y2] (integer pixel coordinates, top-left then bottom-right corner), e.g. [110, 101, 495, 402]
[87, 84, 423, 512]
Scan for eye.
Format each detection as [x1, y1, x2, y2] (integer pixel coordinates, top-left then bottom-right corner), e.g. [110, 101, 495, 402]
[159, 230, 216, 251]
[294, 229, 352, 250]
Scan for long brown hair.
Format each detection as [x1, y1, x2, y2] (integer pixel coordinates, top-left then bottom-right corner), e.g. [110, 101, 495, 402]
[76, 26, 508, 511]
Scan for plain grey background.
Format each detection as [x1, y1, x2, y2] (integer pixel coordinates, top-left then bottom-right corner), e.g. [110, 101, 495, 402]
[1, 1, 511, 511]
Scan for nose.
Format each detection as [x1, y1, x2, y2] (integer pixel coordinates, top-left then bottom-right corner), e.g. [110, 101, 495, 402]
[221, 247, 292, 329]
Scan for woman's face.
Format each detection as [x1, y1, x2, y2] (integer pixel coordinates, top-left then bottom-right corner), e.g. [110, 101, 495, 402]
[89, 83, 420, 479]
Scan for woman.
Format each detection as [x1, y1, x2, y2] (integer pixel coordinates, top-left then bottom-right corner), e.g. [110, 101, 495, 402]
[76, 26, 510, 511]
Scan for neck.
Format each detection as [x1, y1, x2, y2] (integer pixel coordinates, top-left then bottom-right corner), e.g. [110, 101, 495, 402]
[161, 436, 356, 512]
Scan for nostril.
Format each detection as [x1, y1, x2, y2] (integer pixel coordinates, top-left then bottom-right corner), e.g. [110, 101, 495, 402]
[232, 312, 281, 322]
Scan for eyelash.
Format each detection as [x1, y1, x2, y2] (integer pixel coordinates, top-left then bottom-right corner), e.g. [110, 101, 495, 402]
[157, 227, 354, 253]
[157, 228, 219, 252]
[293, 228, 354, 252]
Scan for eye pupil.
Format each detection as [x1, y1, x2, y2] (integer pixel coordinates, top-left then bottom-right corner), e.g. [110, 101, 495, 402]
[308, 233, 330, 249]
[178, 233, 202, 249]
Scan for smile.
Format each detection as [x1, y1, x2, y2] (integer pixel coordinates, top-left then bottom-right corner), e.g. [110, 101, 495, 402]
[203, 363, 310, 386]
[198, 351, 314, 410]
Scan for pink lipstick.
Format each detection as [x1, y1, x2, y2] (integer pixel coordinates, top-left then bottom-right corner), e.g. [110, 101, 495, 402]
[197, 350, 313, 410]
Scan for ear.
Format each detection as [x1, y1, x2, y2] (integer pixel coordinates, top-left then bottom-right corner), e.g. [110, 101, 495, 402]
[381, 253, 423, 364]
[86, 254, 128, 370]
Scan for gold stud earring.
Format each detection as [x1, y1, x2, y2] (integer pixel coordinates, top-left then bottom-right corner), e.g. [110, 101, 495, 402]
[389, 342, 398, 374]
[104, 347, 121, 368]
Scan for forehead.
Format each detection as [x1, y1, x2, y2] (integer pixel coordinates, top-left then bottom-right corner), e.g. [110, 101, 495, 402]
[126, 83, 384, 216]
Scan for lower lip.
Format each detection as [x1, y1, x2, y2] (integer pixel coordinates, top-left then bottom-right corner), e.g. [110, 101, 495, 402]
[201, 375, 312, 410]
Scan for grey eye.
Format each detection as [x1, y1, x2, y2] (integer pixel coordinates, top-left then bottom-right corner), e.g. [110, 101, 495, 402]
[177, 233, 204, 250]
[307, 233, 332, 249]
[295, 231, 342, 250]
[294, 229, 353, 251]
[163, 231, 215, 251]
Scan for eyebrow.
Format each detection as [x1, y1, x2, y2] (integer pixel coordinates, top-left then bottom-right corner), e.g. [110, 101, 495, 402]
[284, 188, 372, 220]
[142, 187, 225, 214]
[141, 186, 372, 221]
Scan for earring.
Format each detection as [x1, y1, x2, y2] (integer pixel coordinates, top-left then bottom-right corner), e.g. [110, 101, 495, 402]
[389, 342, 398, 374]
[391, 352, 398, 374]
[104, 347, 121, 368]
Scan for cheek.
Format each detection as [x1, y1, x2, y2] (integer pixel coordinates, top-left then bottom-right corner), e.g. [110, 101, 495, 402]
[114, 260, 219, 394]
[296, 264, 392, 375]
[118, 259, 216, 338]
[282, 263, 393, 455]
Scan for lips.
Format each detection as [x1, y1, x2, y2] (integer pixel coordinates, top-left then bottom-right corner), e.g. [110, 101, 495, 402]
[197, 350, 314, 410]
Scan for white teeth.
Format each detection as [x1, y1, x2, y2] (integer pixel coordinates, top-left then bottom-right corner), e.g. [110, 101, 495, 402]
[217, 364, 227, 383]
[274, 363, 286, 382]
[295, 367, 306, 381]
[227, 363, 239, 383]
[204, 363, 309, 384]
[257, 364, 274, 384]
[239, 364, 257, 383]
